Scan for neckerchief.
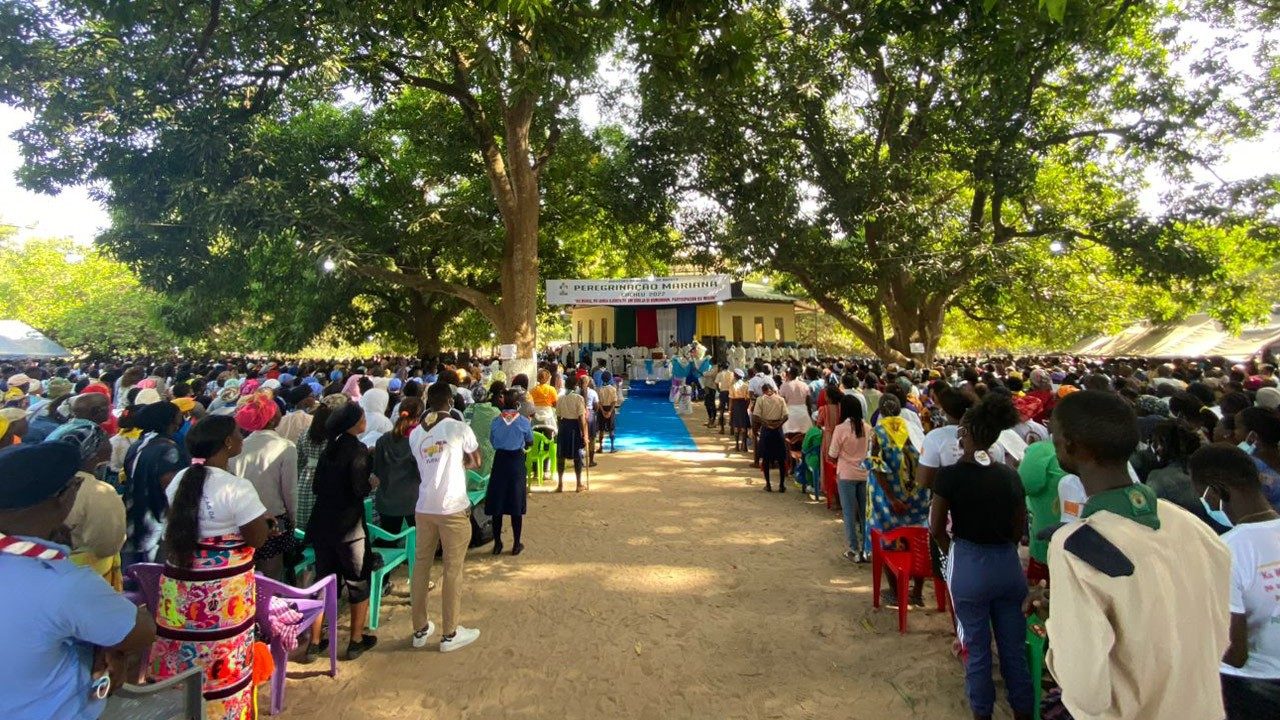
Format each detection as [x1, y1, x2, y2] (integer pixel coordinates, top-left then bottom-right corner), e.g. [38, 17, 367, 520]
[0, 532, 66, 560]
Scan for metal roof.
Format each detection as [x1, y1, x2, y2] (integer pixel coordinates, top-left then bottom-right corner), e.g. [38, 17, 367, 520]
[731, 282, 798, 304]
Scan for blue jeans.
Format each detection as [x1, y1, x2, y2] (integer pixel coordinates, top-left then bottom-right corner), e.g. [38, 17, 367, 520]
[948, 539, 1034, 716]
[836, 480, 867, 553]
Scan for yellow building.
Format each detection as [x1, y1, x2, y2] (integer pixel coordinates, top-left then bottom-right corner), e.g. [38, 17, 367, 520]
[568, 281, 801, 347]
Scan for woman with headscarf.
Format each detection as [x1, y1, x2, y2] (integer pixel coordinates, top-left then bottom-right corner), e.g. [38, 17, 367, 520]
[1024, 368, 1056, 423]
[120, 401, 188, 566]
[464, 380, 503, 478]
[341, 374, 365, 402]
[357, 387, 393, 447]
[305, 401, 378, 660]
[151, 415, 267, 720]
[862, 392, 930, 607]
[46, 419, 126, 589]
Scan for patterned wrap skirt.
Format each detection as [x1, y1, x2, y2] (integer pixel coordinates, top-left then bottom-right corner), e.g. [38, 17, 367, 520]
[149, 535, 256, 720]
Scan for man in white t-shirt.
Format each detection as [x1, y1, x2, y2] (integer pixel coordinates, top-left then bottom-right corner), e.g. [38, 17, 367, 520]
[408, 382, 482, 653]
[1189, 444, 1280, 717]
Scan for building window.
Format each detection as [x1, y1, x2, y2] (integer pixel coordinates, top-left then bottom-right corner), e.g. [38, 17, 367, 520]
[754, 316, 765, 343]
[774, 317, 785, 342]
[732, 315, 744, 342]
[602, 318, 609, 345]
[589, 319, 595, 344]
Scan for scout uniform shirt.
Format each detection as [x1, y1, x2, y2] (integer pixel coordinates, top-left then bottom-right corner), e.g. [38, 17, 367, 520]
[753, 392, 788, 424]
[597, 383, 619, 409]
[1045, 484, 1230, 720]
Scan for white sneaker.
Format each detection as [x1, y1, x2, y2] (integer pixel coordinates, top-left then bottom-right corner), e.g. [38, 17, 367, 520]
[411, 621, 436, 649]
[439, 626, 480, 653]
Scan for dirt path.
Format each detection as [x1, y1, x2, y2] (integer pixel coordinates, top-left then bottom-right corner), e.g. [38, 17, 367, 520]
[279, 411, 1005, 719]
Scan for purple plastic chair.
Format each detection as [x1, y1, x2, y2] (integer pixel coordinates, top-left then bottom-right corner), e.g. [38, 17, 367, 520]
[254, 573, 339, 715]
[123, 563, 166, 672]
[124, 563, 338, 716]
[124, 562, 164, 611]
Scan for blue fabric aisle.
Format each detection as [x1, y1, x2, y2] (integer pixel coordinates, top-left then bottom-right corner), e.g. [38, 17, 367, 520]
[612, 382, 699, 452]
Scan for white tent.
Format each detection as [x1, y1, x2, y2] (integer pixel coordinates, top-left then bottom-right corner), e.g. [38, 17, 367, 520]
[1068, 309, 1280, 360]
[0, 321, 69, 359]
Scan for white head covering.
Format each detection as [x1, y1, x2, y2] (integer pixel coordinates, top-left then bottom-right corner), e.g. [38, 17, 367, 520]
[357, 388, 393, 446]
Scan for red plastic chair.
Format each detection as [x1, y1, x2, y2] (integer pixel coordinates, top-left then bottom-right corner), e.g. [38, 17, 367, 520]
[870, 526, 948, 633]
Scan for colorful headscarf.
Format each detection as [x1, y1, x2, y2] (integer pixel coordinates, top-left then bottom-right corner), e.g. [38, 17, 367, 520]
[1012, 395, 1044, 423]
[235, 392, 278, 432]
[45, 419, 107, 463]
[341, 375, 364, 401]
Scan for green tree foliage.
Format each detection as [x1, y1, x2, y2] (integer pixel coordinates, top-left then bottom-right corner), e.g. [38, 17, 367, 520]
[0, 237, 176, 355]
[0, 0, 635, 358]
[630, 0, 1277, 361]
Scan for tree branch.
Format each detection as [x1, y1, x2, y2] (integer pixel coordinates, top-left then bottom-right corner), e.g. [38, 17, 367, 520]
[183, 0, 223, 76]
[352, 264, 503, 328]
[533, 114, 562, 174]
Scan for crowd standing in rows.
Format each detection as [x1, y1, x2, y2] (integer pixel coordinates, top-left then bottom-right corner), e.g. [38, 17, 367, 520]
[0, 354, 622, 719]
[690, 353, 1280, 720]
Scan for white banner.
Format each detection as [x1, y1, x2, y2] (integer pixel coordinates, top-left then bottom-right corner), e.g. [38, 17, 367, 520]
[545, 275, 732, 306]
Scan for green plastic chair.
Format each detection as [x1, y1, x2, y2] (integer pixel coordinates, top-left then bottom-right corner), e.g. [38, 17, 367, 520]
[363, 496, 375, 526]
[291, 528, 314, 579]
[525, 433, 556, 486]
[366, 521, 415, 630]
[466, 469, 490, 508]
[1026, 614, 1048, 720]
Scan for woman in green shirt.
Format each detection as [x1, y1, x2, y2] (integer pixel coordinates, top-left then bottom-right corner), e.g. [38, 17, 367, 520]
[463, 380, 504, 478]
[1017, 439, 1064, 585]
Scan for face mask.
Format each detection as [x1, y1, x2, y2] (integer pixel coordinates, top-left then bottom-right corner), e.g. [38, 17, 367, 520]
[1238, 439, 1257, 456]
[1200, 487, 1233, 528]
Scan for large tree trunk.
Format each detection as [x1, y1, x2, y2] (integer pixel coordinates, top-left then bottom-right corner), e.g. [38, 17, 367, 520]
[408, 290, 447, 359]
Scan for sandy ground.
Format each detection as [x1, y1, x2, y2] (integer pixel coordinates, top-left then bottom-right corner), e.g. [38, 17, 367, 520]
[278, 410, 1012, 720]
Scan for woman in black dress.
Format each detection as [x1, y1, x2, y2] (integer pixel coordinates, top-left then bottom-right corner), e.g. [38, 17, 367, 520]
[487, 390, 534, 555]
[305, 402, 378, 660]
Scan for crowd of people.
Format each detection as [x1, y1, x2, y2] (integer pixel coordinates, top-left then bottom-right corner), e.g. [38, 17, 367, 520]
[5, 347, 1280, 719]
[691, 354, 1280, 719]
[0, 354, 624, 719]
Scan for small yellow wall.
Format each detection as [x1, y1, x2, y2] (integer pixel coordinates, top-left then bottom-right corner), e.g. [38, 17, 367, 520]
[571, 306, 614, 344]
[719, 301, 796, 343]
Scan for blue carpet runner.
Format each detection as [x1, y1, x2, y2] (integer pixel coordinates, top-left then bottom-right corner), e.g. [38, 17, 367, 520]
[613, 384, 698, 452]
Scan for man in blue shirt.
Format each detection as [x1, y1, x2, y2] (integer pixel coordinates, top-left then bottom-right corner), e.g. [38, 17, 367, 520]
[0, 442, 155, 719]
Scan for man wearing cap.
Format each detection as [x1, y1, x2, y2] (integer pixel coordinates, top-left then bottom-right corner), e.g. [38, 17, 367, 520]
[0, 443, 156, 719]
[46, 420, 126, 589]
[1036, 391, 1229, 719]
[25, 377, 73, 443]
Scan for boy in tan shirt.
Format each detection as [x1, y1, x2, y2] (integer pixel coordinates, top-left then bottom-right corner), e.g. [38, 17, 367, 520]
[1036, 391, 1229, 720]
